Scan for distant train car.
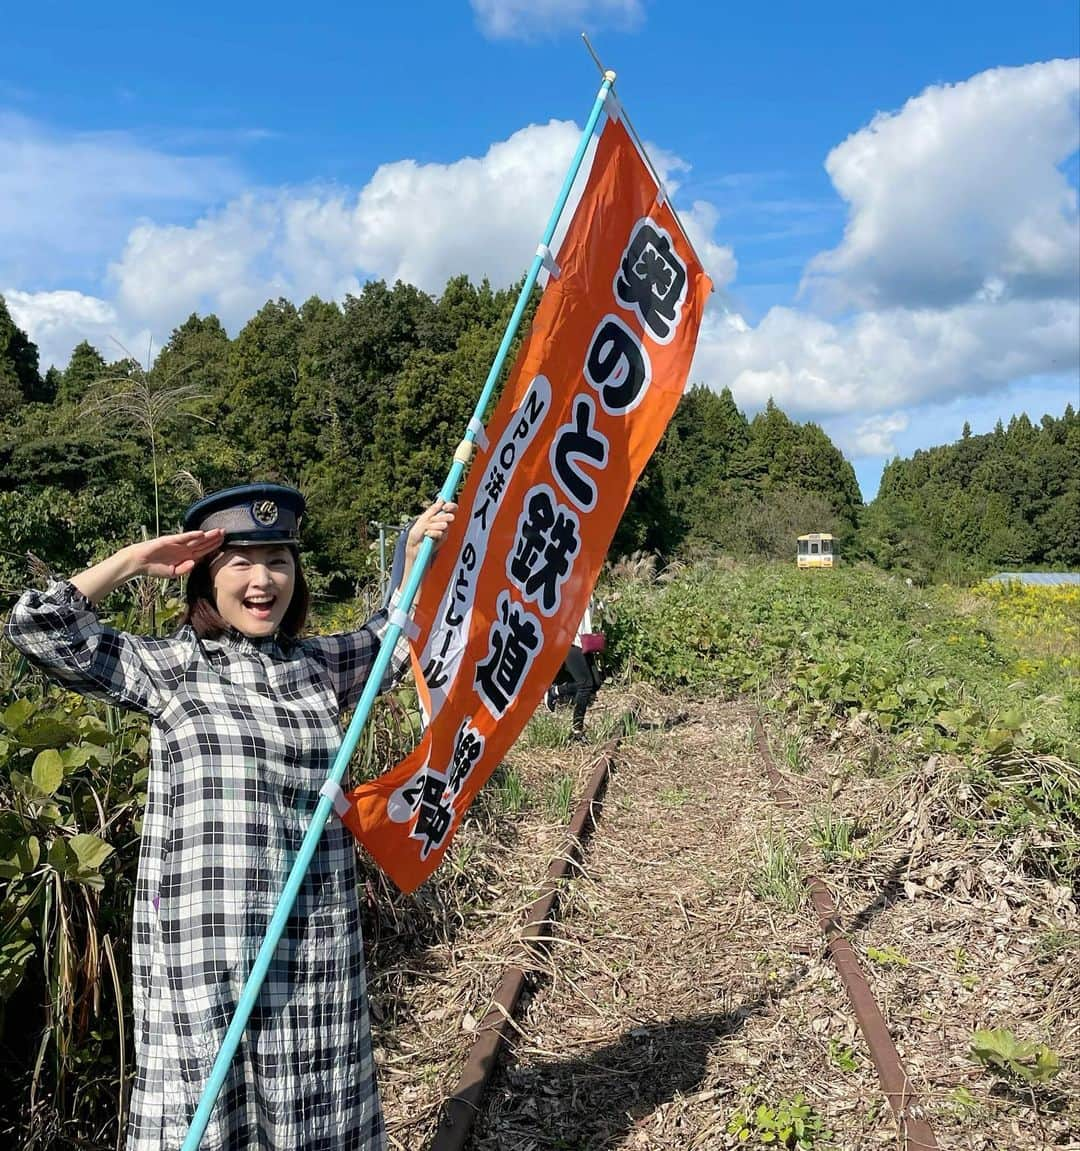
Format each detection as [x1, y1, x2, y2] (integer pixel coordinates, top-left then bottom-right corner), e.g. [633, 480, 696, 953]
[797, 533, 835, 569]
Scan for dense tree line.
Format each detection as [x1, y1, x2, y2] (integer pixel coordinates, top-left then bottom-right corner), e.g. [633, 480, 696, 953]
[0, 286, 865, 596]
[3, 285, 1072, 593]
[617, 389, 861, 558]
[0, 282, 526, 596]
[860, 410, 1080, 581]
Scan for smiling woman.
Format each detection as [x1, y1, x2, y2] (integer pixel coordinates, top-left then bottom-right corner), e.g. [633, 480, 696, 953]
[179, 484, 311, 639]
[3, 481, 456, 1151]
[201, 543, 302, 633]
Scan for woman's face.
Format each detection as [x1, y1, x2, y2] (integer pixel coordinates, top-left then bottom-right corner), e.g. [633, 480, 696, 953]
[209, 544, 296, 637]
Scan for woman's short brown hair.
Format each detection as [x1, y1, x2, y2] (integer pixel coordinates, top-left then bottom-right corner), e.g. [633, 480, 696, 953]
[179, 550, 310, 640]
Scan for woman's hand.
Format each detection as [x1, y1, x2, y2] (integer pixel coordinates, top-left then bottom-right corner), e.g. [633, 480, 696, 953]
[128, 530, 226, 579]
[405, 500, 457, 562]
[69, 530, 224, 606]
[400, 500, 457, 589]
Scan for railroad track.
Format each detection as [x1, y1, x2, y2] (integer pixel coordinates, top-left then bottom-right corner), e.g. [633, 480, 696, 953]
[424, 717, 941, 1151]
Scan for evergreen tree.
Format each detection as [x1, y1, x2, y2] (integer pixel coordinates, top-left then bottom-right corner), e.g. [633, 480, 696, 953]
[336, 281, 439, 452]
[862, 405, 1079, 575]
[41, 367, 61, 405]
[619, 385, 861, 558]
[154, 313, 230, 405]
[1, 273, 952, 593]
[0, 295, 44, 408]
[221, 299, 303, 478]
[58, 341, 107, 406]
[624, 384, 751, 554]
[0, 352, 21, 418]
[291, 297, 351, 469]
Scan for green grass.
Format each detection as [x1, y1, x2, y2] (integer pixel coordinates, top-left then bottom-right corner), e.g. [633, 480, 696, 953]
[545, 774, 575, 822]
[1037, 929, 1080, 960]
[828, 1038, 859, 1073]
[588, 707, 637, 742]
[487, 763, 529, 814]
[605, 561, 1079, 881]
[783, 733, 806, 774]
[810, 807, 865, 862]
[658, 785, 694, 808]
[866, 944, 910, 967]
[750, 832, 803, 911]
[520, 713, 570, 749]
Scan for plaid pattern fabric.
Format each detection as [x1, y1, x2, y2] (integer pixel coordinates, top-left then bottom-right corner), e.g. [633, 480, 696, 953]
[5, 581, 411, 1151]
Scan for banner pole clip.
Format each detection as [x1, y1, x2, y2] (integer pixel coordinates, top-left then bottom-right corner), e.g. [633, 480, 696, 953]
[389, 606, 421, 642]
[536, 243, 561, 280]
[319, 780, 351, 819]
[467, 416, 490, 452]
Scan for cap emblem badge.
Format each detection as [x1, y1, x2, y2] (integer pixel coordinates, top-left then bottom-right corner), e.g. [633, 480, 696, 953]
[252, 499, 279, 527]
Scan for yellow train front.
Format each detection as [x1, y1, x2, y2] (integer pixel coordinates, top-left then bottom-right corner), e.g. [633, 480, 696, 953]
[797, 533, 835, 569]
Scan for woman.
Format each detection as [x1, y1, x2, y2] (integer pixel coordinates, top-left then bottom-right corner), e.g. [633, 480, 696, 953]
[4, 483, 455, 1151]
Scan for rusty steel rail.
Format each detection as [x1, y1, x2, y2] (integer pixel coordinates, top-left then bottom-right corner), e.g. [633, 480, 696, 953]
[753, 718, 940, 1151]
[428, 746, 615, 1151]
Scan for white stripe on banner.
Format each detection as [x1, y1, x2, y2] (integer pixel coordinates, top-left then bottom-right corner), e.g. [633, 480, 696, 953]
[417, 374, 553, 721]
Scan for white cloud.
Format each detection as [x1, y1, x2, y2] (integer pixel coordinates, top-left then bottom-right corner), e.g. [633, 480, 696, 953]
[804, 59, 1079, 310]
[8, 116, 733, 368]
[689, 59, 1080, 435]
[103, 119, 741, 332]
[102, 121, 592, 330]
[693, 294, 1079, 418]
[4, 289, 151, 372]
[346, 120, 589, 291]
[7, 56, 1076, 458]
[681, 200, 737, 291]
[842, 412, 910, 458]
[109, 194, 301, 332]
[0, 112, 240, 289]
[641, 142, 690, 195]
[471, 0, 643, 40]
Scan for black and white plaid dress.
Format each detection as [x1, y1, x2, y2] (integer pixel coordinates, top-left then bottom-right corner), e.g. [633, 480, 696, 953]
[5, 580, 409, 1151]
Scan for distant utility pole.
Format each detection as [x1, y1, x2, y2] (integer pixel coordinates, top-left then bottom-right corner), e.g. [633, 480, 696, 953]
[369, 519, 411, 599]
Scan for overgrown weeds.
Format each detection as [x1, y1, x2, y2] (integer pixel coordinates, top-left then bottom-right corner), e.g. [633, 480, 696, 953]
[604, 563, 1079, 883]
[545, 774, 575, 823]
[750, 832, 803, 912]
[810, 808, 866, 863]
[1, 639, 145, 1147]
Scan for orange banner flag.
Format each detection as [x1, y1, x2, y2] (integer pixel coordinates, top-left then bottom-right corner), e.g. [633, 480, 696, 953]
[344, 117, 713, 893]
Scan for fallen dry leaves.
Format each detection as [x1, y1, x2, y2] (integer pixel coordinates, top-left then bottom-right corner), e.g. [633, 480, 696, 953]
[363, 686, 1078, 1150]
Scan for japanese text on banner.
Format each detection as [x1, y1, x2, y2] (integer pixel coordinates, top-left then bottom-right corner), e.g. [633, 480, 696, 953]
[345, 117, 713, 893]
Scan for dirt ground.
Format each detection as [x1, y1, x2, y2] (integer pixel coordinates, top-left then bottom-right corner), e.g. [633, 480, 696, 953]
[368, 687, 1079, 1151]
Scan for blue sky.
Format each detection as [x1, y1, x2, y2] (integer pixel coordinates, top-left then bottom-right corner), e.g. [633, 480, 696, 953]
[3, 0, 1078, 499]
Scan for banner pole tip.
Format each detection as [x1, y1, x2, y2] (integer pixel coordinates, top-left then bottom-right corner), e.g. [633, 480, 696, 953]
[604, 69, 617, 84]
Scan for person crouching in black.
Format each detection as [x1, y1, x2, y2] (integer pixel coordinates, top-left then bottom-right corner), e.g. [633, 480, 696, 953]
[545, 598, 601, 742]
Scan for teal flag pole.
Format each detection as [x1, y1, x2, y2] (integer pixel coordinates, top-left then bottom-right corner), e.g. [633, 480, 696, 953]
[180, 69, 616, 1149]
